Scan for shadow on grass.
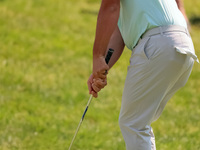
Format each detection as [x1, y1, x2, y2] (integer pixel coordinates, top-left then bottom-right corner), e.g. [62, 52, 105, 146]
[190, 16, 200, 27]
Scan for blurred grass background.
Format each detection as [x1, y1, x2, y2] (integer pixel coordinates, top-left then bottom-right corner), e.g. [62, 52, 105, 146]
[0, 0, 199, 149]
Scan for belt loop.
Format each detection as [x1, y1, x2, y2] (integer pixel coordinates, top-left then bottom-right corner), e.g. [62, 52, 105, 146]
[159, 26, 163, 36]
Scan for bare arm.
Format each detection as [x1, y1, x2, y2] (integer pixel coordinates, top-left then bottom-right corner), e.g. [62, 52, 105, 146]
[88, 26, 125, 97]
[175, 0, 190, 27]
[92, 0, 120, 74]
[106, 26, 125, 69]
[87, 0, 120, 98]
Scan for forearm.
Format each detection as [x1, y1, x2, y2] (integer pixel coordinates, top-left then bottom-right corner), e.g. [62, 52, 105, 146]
[176, 0, 184, 10]
[106, 26, 125, 69]
[88, 26, 124, 98]
[93, 0, 120, 60]
[175, 0, 188, 22]
[89, 0, 120, 97]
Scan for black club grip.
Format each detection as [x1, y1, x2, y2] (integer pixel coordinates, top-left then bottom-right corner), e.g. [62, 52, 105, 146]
[105, 48, 114, 64]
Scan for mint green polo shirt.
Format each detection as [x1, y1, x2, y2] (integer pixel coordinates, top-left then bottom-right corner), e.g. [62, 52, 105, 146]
[118, 0, 187, 50]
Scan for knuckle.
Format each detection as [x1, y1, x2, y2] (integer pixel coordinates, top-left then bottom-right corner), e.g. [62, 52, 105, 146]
[92, 86, 99, 92]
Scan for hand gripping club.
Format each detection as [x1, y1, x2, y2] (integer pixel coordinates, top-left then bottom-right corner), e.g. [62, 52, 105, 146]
[68, 49, 114, 150]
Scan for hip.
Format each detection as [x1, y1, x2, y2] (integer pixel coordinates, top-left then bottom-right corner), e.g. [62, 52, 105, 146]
[129, 25, 199, 67]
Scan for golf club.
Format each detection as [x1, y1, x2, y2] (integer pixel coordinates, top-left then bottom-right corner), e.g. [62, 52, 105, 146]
[68, 48, 114, 150]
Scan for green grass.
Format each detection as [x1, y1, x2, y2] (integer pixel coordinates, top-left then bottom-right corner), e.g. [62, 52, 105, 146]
[0, 0, 199, 149]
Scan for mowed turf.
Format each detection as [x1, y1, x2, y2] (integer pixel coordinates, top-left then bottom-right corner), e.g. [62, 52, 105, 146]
[0, 0, 199, 150]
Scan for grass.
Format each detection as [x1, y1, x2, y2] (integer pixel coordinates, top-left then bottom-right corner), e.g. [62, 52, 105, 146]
[0, 0, 199, 149]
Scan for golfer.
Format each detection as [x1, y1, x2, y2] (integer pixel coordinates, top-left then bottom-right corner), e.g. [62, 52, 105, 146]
[87, 0, 199, 149]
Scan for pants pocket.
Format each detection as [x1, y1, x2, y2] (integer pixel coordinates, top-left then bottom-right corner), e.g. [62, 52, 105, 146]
[175, 46, 199, 63]
[129, 37, 151, 67]
[143, 36, 156, 60]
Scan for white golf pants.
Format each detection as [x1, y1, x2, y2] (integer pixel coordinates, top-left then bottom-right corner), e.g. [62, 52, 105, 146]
[119, 26, 198, 150]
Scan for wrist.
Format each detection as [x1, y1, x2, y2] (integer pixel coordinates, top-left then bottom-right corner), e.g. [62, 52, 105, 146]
[93, 45, 106, 58]
[92, 56, 109, 74]
[93, 55, 105, 61]
[93, 49, 106, 62]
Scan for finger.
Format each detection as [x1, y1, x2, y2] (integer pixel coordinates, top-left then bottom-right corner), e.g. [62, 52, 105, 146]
[92, 83, 101, 93]
[92, 91, 98, 98]
[104, 70, 108, 75]
[93, 78, 107, 89]
[99, 69, 109, 75]
[93, 72, 107, 79]
[87, 75, 94, 94]
[87, 80, 92, 94]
